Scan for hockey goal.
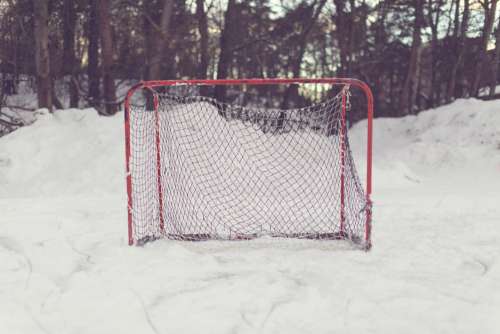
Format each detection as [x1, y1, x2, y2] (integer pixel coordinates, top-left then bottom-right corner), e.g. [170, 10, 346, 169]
[124, 78, 373, 249]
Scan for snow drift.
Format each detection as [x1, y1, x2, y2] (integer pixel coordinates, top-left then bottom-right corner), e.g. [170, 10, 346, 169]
[2, 98, 498, 198]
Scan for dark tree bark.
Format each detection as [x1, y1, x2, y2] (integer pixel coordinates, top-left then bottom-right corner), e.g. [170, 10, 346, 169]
[333, 0, 362, 79]
[452, 0, 460, 39]
[146, 0, 175, 80]
[63, 0, 78, 107]
[447, 0, 469, 101]
[333, 0, 349, 77]
[88, 0, 100, 107]
[472, 0, 498, 96]
[427, 0, 444, 107]
[489, 9, 500, 96]
[142, 1, 153, 80]
[98, 0, 118, 115]
[196, 0, 209, 80]
[373, 1, 390, 114]
[33, 0, 52, 110]
[214, 0, 237, 102]
[141, 0, 174, 110]
[399, 0, 424, 115]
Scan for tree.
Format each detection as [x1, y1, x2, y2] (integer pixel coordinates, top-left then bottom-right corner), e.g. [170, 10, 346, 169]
[472, 0, 498, 96]
[88, 0, 100, 107]
[214, 0, 237, 102]
[33, 0, 52, 110]
[333, 0, 353, 77]
[370, 0, 391, 115]
[196, 0, 209, 79]
[399, 0, 424, 115]
[98, 0, 118, 115]
[63, 0, 79, 108]
[2, 0, 494, 124]
[447, 0, 469, 101]
[144, 0, 175, 80]
[426, 0, 444, 106]
[489, 14, 500, 97]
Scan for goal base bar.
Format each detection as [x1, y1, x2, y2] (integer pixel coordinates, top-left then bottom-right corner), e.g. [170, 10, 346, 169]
[135, 232, 369, 249]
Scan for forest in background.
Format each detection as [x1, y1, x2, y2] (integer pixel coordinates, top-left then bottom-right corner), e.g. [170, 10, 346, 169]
[1, 0, 499, 127]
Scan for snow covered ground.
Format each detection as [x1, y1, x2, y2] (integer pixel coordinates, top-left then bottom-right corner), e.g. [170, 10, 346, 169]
[1, 98, 500, 333]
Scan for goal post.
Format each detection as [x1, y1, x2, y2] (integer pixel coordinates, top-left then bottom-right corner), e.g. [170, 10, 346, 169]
[124, 78, 373, 249]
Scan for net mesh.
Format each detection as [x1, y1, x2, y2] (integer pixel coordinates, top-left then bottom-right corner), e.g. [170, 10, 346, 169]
[127, 84, 369, 247]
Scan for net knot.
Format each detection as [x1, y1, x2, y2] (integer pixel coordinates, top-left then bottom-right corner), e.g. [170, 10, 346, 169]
[359, 199, 373, 215]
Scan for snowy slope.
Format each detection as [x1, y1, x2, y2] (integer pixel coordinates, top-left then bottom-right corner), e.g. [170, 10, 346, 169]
[0, 108, 124, 197]
[0, 98, 500, 333]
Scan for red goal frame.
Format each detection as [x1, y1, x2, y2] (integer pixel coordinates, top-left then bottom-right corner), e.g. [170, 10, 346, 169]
[124, 78, 373, 248]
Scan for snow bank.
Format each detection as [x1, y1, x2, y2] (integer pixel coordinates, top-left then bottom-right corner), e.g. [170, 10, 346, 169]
[350, 98, 500, 189]
[1, 97, 500, 334]
[1, 97, 499, 198]
[0, 108, 124, 197]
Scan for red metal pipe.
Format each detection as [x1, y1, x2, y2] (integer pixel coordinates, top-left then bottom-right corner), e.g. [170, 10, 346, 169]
[123, 84, 164, 245]
[123, 86, 136, 245]
[139, 78, 370, 90]
[340, 87, 347, 235]
[153, 93, 165, 234]
[363, 82, 374, 250]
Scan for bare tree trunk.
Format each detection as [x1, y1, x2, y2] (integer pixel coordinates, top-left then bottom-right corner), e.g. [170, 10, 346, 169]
[147, 0, 175, 80]
[98, 0, 118, 115]
[196, 0, 209, 79]
[373, 1, 390, 114]
[214, 0, 236, 102]
[347, 0, 357, 76]
[63, 0, 78, 108]
[489, 15, 500, 96]
[447, 0, 469, 101]
[452, 0, 460, 38]
[400, 0, 423, 115]
[142, 1, 153, 80]
[427, 0, 443, 107]
[390, 69, 396, 116]
[33, 0, 52, 110]
[88, 0, 100, 107]
[333, 0, 349, 77]
[472, 0, 498, 96]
